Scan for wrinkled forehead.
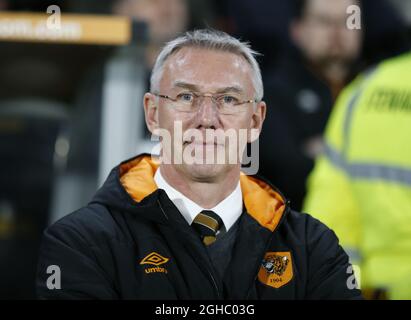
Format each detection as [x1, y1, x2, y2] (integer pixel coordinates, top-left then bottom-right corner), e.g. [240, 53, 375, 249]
[159, 47, 255, 94]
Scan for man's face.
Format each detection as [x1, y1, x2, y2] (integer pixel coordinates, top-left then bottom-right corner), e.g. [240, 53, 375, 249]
[144, 47, 266, 182]
[292, 0, 362, 67]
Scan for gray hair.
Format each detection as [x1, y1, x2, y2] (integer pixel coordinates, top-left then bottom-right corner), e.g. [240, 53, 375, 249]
[150, 29, 264, 101]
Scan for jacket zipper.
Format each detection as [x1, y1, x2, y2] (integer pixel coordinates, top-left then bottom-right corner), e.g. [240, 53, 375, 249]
[207, 270, 221, 299]
[157, 199, 221, 299]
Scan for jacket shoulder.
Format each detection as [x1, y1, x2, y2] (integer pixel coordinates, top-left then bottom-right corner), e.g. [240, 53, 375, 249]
[283, 210, 362, 299]
[47, 203, 125, 247]
[285, 209, 335, 241]
[37, 203, 122, 299]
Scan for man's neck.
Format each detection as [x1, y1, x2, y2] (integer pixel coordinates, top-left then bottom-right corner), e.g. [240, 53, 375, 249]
[159, 165, 240, 209]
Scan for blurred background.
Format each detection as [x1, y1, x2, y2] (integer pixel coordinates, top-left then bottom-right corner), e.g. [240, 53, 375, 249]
[0, 0, 410, 299]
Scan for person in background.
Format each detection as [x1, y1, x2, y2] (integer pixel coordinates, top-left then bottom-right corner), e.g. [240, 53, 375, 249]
[112, 0, 191, 140]
[259, 0, 363, 210]
[0, 0, 8, 10]
[304, 51, 411, 300]
[66, 0, 192, 182]
[218, 0, 295, 70]
[113, 0, 189, 69]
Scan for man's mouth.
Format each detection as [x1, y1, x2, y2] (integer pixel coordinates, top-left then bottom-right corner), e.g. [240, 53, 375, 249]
[183, 140, 224, 147]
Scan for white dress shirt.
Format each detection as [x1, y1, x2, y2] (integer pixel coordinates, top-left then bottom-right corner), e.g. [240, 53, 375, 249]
[154, 168, 243, 232]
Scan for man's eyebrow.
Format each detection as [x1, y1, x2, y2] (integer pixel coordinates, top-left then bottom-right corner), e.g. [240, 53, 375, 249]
[215, 86, 244, 94]
[173, 81, 199, 91]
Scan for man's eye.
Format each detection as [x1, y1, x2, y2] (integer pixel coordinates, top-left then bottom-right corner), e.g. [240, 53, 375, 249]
[221, 95, 238, 105]
[177, 93, 194, 103]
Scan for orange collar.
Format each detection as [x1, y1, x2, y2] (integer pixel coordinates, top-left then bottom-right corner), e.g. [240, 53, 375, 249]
[119, 155, 285, 232]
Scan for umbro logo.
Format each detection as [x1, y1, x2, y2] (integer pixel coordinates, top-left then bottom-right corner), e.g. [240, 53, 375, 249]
[140, 252, 169, 266]
[140, 252, 169, 274]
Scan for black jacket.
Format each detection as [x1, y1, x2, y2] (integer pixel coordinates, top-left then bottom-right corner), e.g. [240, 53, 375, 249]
[36, 154, 361, 299]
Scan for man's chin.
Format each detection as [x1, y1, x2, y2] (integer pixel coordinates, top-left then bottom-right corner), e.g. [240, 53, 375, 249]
[180, 162, 226, 182]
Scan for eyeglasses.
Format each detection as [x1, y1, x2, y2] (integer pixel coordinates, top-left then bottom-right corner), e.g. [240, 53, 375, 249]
[153, 92, 258, 115]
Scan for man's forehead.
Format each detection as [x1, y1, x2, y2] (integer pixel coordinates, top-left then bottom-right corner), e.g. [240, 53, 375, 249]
[160, 47, 253, 90]
[168, 46, 249, 66]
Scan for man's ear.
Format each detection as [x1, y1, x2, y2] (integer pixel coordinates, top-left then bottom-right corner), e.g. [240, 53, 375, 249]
[249, 101, 266, 143]
[144, 93, 160, 136]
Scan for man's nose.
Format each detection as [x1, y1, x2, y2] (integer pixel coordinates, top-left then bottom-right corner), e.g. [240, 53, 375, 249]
[195, 95, 219, 128]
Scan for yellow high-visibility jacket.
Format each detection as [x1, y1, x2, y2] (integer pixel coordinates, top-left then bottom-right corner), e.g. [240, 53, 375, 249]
[304, 52, 411, 299]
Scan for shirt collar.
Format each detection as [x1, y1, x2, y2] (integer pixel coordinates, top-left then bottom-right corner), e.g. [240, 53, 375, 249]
[154, 168, 242, 232]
